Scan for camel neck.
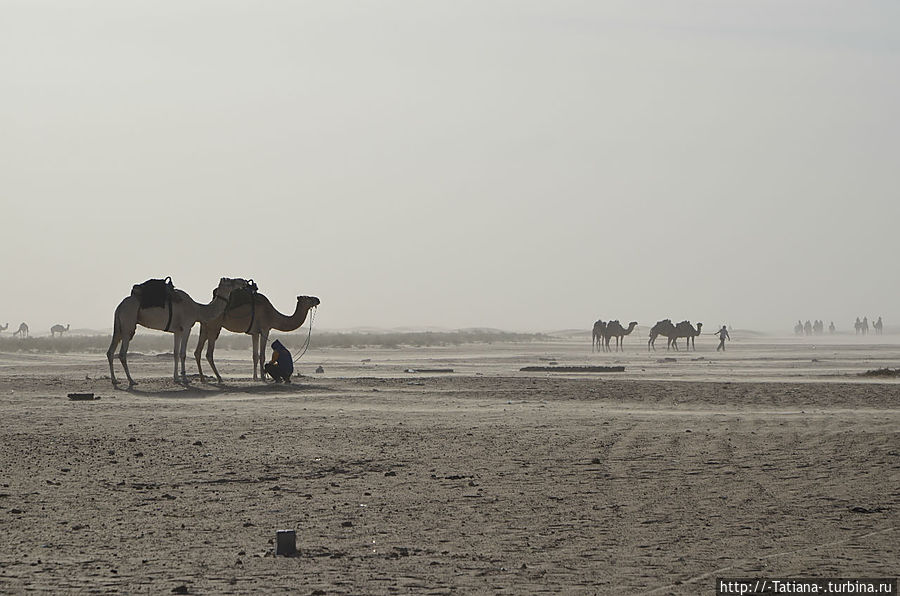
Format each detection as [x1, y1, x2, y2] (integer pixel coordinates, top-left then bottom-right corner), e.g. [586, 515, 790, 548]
[196, 295, 228, 323]
[271, 300, 313, 332]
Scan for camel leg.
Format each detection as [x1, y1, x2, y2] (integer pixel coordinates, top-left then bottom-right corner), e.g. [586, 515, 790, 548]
[205, 327, 224, 384]
[194, 325, 209, 383]
[118, 329, 137, 387]
[251, 333, 260, 381]
[171, 331, 181, 382]
[106, 326, 121, 386]
[179, 329, 191, 382]
[259, 330, 271, 381]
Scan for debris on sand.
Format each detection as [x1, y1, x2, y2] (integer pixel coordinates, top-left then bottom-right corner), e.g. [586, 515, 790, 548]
[520, 366, 624, 373]
[405, 368, 454, 373]
[657, 358, 677, 364]
[67, 393, 99, 401]
[859, 368, 900, 377]
[849, 505, 884, 514]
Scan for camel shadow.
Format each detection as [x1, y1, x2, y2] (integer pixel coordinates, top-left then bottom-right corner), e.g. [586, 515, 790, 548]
[118, 376, 333, 399]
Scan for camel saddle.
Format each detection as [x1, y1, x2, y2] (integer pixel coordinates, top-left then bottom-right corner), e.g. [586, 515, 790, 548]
[132, 277, 178, 310]
[225, 285, 258, 311]
[224, 281, 259, 333]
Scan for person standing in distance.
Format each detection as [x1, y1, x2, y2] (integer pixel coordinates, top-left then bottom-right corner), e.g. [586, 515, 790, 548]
[715, 325, 730, 352]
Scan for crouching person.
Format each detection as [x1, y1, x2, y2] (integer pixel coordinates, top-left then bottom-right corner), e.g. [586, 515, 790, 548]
[265, 339, 294, 383]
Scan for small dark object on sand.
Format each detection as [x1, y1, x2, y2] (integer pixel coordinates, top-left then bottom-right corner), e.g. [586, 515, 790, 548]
[315, 366, 324, 373]
[405, 368, 454, 373]
[68, 393, 100, 401]
[520, 366, 625, 373]
[275, 529, 298, 556]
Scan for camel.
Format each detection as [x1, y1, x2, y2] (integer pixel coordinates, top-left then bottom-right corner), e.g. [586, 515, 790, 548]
[591, 320, 606, 352]
[106, 277, 251, 387]
[50, 324, 70, 337]
[604, 320, 638, 352]
[874, 316, 883, 335]
[648, 319, 676, 351]
[0, 323, 7, 333]
[670, 321, 702, 351]
[194, 291, 321, 383]
[12, 322, 28, 338]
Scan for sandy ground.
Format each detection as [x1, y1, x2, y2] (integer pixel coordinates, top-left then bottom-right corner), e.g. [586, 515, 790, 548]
[0, 338, 897, 594]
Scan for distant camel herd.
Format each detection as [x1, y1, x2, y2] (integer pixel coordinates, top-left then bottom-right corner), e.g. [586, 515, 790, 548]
[591, 319, 703, 352]
[793, 317, 884, 337]
[0, 322, 68, 338]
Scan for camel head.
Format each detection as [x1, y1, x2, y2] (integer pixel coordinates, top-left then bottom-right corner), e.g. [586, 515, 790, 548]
[695, 323, 703, 334]
[297, 296, 321, 309]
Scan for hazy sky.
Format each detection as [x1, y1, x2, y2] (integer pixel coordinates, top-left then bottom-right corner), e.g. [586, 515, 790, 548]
[2, 1, 898, 334]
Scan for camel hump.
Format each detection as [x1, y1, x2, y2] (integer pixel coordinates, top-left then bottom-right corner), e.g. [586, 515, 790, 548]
[226, 286, 259, 310]
[132, 277, 177, 309]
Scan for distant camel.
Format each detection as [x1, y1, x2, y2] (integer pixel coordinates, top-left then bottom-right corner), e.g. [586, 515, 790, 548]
[195, 290, 321, 383]
[604, 320, 638, 352]
[107, 277, 251, 387]
[648, 319, 676, 351]
[874, 317, 883, 335]
[671, 321, 702, 351]
[591, 320, 606, 353]
[12, 322, 29, 338]
[0, 323, 7, 333]
[50, 324, 70, 337]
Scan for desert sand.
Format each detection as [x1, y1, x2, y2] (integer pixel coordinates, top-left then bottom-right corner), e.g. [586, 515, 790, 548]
[0, 335, 897, 594]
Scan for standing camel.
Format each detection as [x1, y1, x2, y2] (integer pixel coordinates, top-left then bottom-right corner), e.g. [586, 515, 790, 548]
[50, 324, 70, 337]
[195, 291, 321, 382]
[604, 320, 638, 352]
[107, 277, 251, 387]
[591, 320, 606, 353]
[648, 319, 676, 351]
[12, 322, 29, 338]
[671, 321, 702, 351]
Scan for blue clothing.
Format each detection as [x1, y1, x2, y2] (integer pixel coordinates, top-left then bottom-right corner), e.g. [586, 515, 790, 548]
[270, 340, 294, 377]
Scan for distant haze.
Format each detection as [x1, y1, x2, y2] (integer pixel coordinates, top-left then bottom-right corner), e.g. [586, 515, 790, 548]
[2, 1, 898, 335]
